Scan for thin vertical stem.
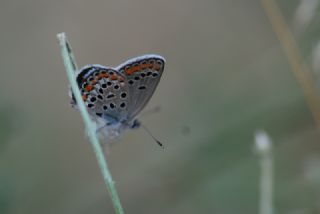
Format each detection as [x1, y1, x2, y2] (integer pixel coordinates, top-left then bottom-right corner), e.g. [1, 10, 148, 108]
[255, 131, 274, 214]
[261, 0, 320, 128]
[57, 32, 124, 214]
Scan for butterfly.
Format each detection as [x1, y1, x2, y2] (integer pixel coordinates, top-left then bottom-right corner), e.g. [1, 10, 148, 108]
[70, 54, 165, 142]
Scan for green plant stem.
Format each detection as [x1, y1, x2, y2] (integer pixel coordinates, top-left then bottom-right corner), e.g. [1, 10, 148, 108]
[259, 152, 273, 214]
[57, 32, 124, 214]
[255, 131, 274, 214]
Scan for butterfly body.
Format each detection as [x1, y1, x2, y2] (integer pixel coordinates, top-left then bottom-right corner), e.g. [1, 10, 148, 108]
[70, 54, 165, 139]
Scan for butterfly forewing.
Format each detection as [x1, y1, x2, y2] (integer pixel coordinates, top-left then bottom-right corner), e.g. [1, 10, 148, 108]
[116, 55, 165, 120]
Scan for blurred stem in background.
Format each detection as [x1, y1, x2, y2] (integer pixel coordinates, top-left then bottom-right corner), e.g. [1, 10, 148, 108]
[255, 131, 274, 214]
[261, 0, 320, 128]
[57, 33, 124, 214]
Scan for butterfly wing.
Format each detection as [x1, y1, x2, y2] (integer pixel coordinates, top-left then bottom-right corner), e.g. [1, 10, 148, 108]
[116, 54, 165, 121]
[72, 64, 130, 123]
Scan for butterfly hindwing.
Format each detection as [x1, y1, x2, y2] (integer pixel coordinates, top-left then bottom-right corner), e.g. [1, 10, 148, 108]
[74, 64, 130, 122]
[116, 55, 165, 120]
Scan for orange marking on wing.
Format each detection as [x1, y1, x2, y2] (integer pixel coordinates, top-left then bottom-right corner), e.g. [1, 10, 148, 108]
[99, 73, 109, 78]
[125, 67, 132, 75]
[133, 65, 141, 72]
[125, 69, 133, 75]
[82, 94, 87, 101]
[154, 65, 161, 71]
[125, 65, 145, 75]
[85, 85, 93, 91]
[97, 74, 103, 80]
[141, 64, 150, 69]
[91, 80, 97, 84]
[111, 74, 118, 80]
[125, 63, 159, 75]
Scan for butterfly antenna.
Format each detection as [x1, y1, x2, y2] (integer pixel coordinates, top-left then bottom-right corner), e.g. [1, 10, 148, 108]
[140, 124, 164, 148]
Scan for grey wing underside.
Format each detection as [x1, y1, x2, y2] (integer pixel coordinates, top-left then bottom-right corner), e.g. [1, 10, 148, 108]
[73, 64, 130, 123]
[116, 54, 165, 120]
[72, 54, 165, 125]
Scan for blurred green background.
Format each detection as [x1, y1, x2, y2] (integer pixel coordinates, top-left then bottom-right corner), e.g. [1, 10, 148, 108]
[1, 0, 320, 213]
